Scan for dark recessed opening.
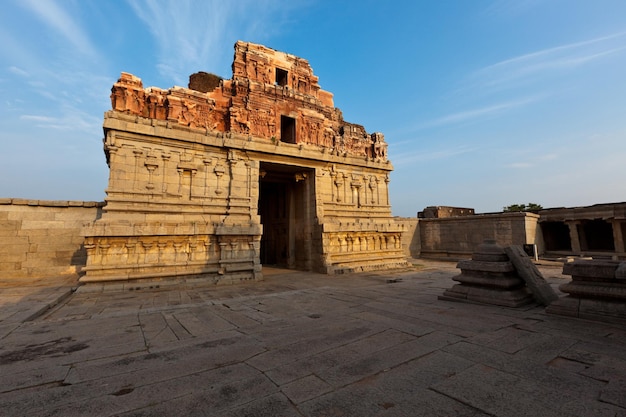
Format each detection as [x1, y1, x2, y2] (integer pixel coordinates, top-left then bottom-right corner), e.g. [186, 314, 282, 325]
[541, 221, 572, 251]
[580, 219, 615, 251]
[281, 115, 296, 144]
[258, 162, 315, 271]
[276, 68, 288, 87]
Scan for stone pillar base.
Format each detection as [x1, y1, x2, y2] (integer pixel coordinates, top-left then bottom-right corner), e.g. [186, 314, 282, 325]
[440, 285, 534, 308]
[546, 259, 626, 324]
[438, 240, 535, 308]
[546, 296, 626, 325]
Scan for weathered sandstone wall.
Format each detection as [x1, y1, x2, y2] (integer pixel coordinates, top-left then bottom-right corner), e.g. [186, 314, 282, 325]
[81, 41, 407, 284]
[395, 217, 420, 258]
[0, 199, 103, 279]
[418, 212, 539, 260]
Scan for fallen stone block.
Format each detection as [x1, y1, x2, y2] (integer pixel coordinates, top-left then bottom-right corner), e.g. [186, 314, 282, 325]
[504, 245, 558, 306]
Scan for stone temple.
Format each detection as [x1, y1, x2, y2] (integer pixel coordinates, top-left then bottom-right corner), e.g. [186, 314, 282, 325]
[80, 41, 407, 285]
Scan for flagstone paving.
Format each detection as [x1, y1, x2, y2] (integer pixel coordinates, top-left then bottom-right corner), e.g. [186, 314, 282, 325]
[1, 260, 624, 416]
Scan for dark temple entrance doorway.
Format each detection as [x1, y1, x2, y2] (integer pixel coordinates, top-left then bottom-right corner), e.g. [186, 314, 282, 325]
[258, 162, 315, 270]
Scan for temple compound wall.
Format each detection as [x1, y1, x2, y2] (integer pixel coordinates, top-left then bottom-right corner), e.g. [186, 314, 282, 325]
[81, 41, 407, 284]
[407, 212, 540, 260]
[398, 202, 626, 261]
[0, 199, 102, 278]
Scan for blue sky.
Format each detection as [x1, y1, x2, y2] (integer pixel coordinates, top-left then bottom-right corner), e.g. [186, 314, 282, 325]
[1, 0, 625, 216]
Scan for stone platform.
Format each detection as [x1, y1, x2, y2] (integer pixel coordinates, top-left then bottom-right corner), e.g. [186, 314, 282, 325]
[439, 240, 535, 307]
[547, 259, 626, 325]
[0, 260, 624, 416]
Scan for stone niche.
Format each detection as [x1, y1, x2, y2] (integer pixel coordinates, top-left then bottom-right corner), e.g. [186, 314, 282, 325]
[81, 41, 407, 286]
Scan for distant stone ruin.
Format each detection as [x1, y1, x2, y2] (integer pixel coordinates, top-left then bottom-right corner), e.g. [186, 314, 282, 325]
[81, 41, 407, 285]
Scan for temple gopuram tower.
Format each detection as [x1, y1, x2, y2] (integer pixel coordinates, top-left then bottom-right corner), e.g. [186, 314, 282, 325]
[81, 41, 407, 285]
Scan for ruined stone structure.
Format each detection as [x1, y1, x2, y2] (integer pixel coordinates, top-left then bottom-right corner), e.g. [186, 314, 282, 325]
[418, 206, 475, 219]
[439, 240, 535, 307]
[402, 202, 626, 262]
[80, 41, 407, 284]
[539, 203, 626, 260]
[547, 259, 626, 324]
[413, 211, 540, 260]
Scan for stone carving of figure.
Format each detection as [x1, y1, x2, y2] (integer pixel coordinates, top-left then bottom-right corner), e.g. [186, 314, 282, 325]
[146, 89, 166, 119]
[246, 59, 258, 80]
[123, 87, 145, 116]
[110, 86, 125, 112]
[230, 107, 250, 133]
[267, 109, 276, 136]
[179, 99, 198, 127]
[322, 128, 334, 148]
[372, 132, 387, 159]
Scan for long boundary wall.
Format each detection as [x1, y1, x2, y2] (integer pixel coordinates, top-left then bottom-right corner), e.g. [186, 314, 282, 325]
[0, 199, 103, 279]
[397, 212, 540, 260]
[3, 201, 622, 279]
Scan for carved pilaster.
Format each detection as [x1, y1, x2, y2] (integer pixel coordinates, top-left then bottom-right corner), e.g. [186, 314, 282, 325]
[144, 152, 159, 190]
[132, 149, 144, 190]
[384, 174, 390, 206]
[351, 177, 362, 207]
[161, 153, 171, 193]
[125, 242, 138, 264]
[203, 158, 213, 197]
[214, 164, 225, 195]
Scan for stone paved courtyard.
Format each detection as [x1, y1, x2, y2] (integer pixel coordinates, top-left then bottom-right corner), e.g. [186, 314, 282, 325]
[0, 260, 625, 416]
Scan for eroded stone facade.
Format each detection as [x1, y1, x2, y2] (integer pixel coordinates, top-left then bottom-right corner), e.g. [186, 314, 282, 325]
[81, 41, 406, 284]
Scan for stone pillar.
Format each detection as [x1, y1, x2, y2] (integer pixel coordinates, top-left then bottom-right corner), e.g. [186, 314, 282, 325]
[612, 220, 625, 257]
[567, 220, 582, 253]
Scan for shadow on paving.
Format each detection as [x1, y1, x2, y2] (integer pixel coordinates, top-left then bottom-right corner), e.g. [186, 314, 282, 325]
[0, 275, 78, 339]
[0, 261, 624, 417]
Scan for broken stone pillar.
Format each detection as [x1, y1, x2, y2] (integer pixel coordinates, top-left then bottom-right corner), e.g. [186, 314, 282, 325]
[439, 240, 534, 307]
[504, 245, 559, 306]
[546, 260, 626, 324]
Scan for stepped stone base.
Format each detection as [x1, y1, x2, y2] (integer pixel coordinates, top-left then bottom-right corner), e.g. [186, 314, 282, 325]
[546, 259, 626, 324]
[439, 240, 535, 308]
[440, 285, 534, 308]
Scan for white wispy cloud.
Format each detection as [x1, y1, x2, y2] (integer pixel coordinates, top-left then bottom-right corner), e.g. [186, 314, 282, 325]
[469, 31, 626, 91]
[1, 1, 113, 168]
[20, 115, 56, 123]
[482, 0, 543, 17]
[501, 146, 562, 170]
[20, 106, 101, 133]
[507, 162, 533, 169]
[414, 96, 540, 130]
[127, 0, 306, 84]
[393, 145, 479, 166]
[538, 153, 558, 161]
[8, 66, 29, 77]
[19, 0, 98, 59]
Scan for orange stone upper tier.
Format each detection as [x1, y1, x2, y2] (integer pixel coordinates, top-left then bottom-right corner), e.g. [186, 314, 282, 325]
[110, 41, 388, 161]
